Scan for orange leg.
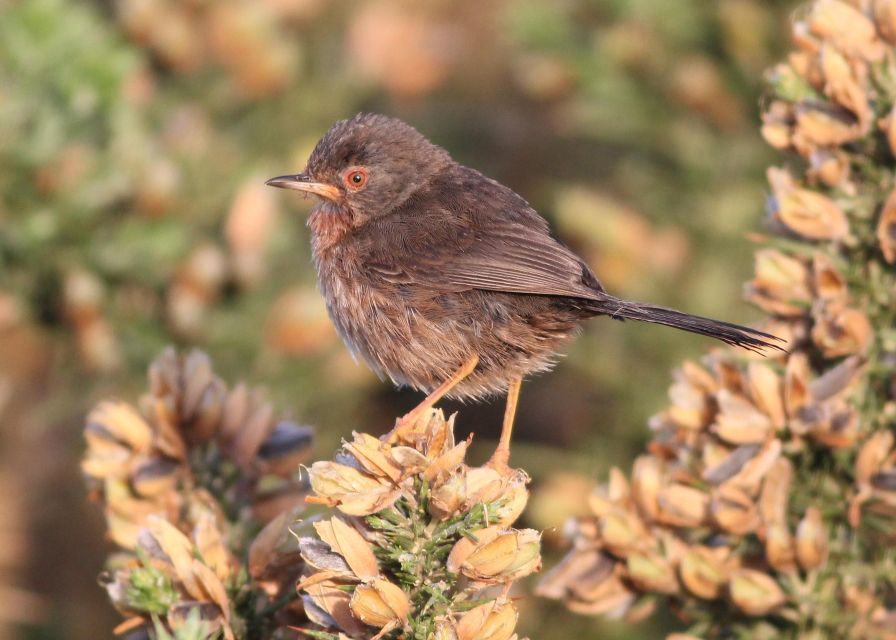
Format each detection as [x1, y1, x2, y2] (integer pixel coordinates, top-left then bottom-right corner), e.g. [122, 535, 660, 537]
[487, 376, 522, 471]
[392, 354, 479, 438]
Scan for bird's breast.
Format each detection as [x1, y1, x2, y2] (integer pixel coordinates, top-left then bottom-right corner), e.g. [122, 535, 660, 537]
[313, 240, 398, 373]
[312, 239, 475, 391]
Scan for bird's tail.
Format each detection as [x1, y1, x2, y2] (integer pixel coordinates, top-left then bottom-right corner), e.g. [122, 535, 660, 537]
[586, 294, 784, 354]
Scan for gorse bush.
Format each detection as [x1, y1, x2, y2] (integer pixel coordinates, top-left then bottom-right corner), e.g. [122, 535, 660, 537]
[82, 1, 895, 639]
[85, 349, 313, 637]
[298, 412, 538, 639]
[540, 1, 896, 637]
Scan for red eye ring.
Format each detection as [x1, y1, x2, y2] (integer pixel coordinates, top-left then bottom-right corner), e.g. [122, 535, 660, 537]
[344, 167, 369, 190]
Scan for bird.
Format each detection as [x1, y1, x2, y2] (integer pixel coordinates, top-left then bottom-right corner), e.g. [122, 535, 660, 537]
[266, 113, 781, 470]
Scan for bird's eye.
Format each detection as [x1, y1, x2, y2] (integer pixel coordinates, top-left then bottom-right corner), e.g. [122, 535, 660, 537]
[344, 167, 368, 190]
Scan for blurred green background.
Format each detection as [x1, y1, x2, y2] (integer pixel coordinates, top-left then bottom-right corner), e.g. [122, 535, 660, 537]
[0, 0, 797, 637]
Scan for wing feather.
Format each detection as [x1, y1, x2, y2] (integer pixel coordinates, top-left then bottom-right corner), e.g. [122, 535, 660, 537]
[364, 208, 603, 301]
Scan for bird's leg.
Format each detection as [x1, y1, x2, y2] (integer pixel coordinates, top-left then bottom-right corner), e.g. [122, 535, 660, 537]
[487, 376, 522, 472]
[391, 354, 479, 439]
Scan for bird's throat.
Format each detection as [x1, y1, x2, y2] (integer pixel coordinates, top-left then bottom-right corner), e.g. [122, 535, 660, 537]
[308, 203, 355, 254]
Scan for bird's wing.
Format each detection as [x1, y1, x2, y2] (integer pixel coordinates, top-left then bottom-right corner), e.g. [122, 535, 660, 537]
[364, 209, 604, 300]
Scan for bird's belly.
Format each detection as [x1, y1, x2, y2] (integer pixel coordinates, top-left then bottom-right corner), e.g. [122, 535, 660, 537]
[323, 277, 473, 391]
[319, 264, 583, 399]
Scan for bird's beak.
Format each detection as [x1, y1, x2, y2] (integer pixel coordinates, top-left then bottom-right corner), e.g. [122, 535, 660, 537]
[265, 172, 341, 201]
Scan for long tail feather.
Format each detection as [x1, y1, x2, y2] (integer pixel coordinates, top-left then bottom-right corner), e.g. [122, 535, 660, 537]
[587, 294, 784, 354]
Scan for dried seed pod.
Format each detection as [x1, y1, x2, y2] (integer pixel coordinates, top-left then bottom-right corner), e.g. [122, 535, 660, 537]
[785, 352, 812, 419]
[666, 375, 713, 429]
[303, 577, 367, 637]
[100, 515, 236, 638]
[768, 167, 849, 240]
[711, 484, 759, 535]
[679, 546, 729, 600]
[599, 508, 650, 556]
[631, 455, 662, 519]
[808, 149, 851, 188]
[447, 526, 542, 583]
[745, 249, 812, 317]
[747, 362, 786, 428]
[796, 507, 829, 570]
[711, 390, 774, 445]
[431, 464, 527, 524]
[811, 302, 872, 357]
[307, 461, 399, 516]
[86, 401, 154, 454]
[703, 444, 760, 486]
[812, 253, 848, 301]
[729, 569, 787, 616]
[349, 578, 410, 629]
[626, 550, 679, 594]
[877, 187, 896, 263]
[725, 439, 782, 495]
[810, 403, 861, 449]
[313, 517, 379, 581]
[344, 432, 403, 482]
[429, 472, 467, 517]
[759, 458, 794, 526]
[793, 103, 863, 150]
[656, 484, 710, 527]
[761, 100, 795, 149]
[589, 468, 631, 515]
[560, 566, 638, 618]
[856, 430, 895, 485]
[249, 509, 304, 582]
[808, 0, 885, 60]
[455, 599, 518, 640]
[545, 2, 896, 634]
[131, 458, 181, 497]
[764, 521, 797, 573]
[256, 421, 314, 475]
[82, 341, 313, 640]
[819, 45, 870, 125]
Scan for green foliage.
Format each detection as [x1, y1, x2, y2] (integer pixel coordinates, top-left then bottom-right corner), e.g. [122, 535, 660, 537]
[153, 609, 221, 640]
[126, 559, 180, 616]
[364, 489, 500, 638]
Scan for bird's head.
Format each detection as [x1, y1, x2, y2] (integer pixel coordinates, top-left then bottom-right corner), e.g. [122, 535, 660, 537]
[266, 113, 453, 223]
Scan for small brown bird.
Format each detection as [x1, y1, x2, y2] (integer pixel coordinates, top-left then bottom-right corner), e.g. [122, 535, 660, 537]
[267, 113, 780, 468]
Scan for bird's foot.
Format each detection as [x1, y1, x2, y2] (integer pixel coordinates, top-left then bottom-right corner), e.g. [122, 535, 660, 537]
[485, 445, 511, 474]
[387, 355, 480, 444]
[388, 406, 433, 443]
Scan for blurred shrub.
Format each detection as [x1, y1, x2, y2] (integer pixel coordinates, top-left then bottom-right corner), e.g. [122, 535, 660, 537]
[85, 348, 313, 637]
